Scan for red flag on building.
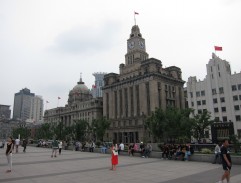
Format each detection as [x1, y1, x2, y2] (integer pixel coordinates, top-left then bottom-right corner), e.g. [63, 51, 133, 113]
[58, 97, 61, 99]
[214, 46, 222, 51]
[134, 11, 139, 15]
[46, 101, 49, 103]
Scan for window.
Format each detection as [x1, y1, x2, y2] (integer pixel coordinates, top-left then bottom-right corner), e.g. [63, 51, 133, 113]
[215, 117, 220, 122]
[232, 85, 237, 91]
[219, 87, 224, 94]
[238, 84, 241, 90]
[234, 105, 240, 111]
[233, 95, 238, 101]
[196, 91, 200, 97]
[213, 98, 218, 104]
[212, 89, 216, 95]
[239, 95, 241, 100]
[198, 109, 202, 114]
[190, 92, 193, 98]
[238, 130, 241, 139]
[221, 107, 226, 112]
[202, 100, 206, 105]
[214, 108, 219, 112]
[201, 90, 205, 96]
[222, 116, 227, 122]
[197, 101, 201, 105]
[236, 115, 241, 121]
[220, 97, 225, 103]
[191, 102, 194, 107]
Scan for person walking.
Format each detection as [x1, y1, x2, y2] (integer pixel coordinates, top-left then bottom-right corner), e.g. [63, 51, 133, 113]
[58, 140, 63, 155]
[6, 137, 14, 173]
[218, 139, 232, 183]
[110, 141, 118, 171]
[22, 139, 27, 153]
[212, 143, 221, 164]
[15, 137, 20, 153]
[51, 139, 59, 158]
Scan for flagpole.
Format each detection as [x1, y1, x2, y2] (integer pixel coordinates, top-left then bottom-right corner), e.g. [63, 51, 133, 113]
[57, 98, 59, 108]
[134, 12, 136, 25]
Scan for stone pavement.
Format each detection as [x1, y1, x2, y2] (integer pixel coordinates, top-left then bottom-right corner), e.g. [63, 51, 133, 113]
[0, 146, 241, 183]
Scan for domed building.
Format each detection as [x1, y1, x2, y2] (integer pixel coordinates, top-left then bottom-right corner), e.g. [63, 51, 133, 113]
[68, 77, 92, 105]
[44, 75, 103, 132]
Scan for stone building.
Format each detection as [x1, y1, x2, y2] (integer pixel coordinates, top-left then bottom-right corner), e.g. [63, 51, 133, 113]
[102, 25, 185, 143]
[0, 104, 11, 119]
[44, 76, 103, 129]
[186, 53, 241, 140]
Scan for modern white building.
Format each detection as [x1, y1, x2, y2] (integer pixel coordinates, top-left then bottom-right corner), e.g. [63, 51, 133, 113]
[186, 53, 241, 138]
[29, 95, 44, 123]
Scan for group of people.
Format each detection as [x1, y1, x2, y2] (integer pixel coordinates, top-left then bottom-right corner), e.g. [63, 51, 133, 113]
[160, 143, 194, 161]
[127, 142, 152, 158]
[74, 141, 96, 152]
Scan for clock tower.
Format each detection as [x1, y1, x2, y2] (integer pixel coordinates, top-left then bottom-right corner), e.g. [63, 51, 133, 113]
[125, 25, 149, 65]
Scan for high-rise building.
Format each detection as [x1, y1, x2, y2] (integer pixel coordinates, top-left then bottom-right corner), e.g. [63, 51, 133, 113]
[102, 25, 185, 143]
[186, 53, 241, 139]
[91, 72, 107, 98]
[13, 88, 35, 121]
[30, 95, 44, 123]
[13, 88, 44, 123]
[0, 105, 11, 119]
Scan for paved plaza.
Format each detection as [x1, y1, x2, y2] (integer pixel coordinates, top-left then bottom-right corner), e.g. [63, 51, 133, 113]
[0, 146, 241, 183]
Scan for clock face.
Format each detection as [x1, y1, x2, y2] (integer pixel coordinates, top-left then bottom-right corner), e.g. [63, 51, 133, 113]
[128, 41, 135, 49]
[139, 41, 145, 49]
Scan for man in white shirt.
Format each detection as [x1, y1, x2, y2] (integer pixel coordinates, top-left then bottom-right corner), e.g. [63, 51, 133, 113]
[15, 138, 20, 153]
[118, 142, 125, 154]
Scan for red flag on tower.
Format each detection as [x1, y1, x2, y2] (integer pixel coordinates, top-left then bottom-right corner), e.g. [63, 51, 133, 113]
[214, 46, 222, 51]
[58, 97, 61, 99]
[134, 11, 139, 15]
[46, 101, 49, 103]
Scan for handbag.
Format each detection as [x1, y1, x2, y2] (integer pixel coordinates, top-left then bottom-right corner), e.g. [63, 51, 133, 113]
[112, 149, 118, 156]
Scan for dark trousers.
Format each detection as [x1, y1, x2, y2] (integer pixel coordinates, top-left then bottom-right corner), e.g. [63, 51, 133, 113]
[59, 148, 62, 154]
[23, 146, 26, 152]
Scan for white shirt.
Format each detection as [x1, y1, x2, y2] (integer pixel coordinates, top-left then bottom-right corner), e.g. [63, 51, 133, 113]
[15, 139, 20, 145]
[119, 143, 124, 151]
[58, 141, 63, 148]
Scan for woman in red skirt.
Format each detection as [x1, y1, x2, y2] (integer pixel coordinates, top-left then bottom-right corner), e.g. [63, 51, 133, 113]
[110, 142, 118, 171]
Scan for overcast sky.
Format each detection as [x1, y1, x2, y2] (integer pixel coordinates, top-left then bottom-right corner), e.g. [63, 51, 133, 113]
[1, 0, 241, 113]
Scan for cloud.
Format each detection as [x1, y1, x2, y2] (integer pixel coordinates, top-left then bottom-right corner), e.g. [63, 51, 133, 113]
[49, 21, 121, 55]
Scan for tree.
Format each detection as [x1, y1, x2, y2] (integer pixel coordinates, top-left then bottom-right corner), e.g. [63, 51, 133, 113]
[12, 127, 30, 139]
[35, 123, 54, 140]
[145, 107, 194, 143]
[91, 117, 110, 142]
[73, 119, 89, 141]
[192, 110, 214, 141]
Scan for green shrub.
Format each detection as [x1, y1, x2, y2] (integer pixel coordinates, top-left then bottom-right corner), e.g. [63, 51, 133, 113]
[201, 148, 212, 154]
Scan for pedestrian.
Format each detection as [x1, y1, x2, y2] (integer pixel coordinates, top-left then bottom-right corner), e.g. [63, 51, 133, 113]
[15, 137, 20, 153]
[118, 142, 124, 154]
[6, 137, 14, 173]
[212, 143, 221, 164]
[218, 139, 232, 183]
[22, 139, 27, 153]
[58, 140, 63, 155]
[51, 139, 59, 158]
[110, 141, 118, 171]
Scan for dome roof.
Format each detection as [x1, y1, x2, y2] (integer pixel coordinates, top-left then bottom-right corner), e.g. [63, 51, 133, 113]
[71, 82, 89, 94]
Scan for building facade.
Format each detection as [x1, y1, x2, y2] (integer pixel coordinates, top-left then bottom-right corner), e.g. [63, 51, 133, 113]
[29, 95, 44, 123]
[91, 72, 107, 98]
[44, 76, 103, 129]
[102, 25, 185, 143]
[13, 88, 35, 121]
[0, 105, 11, 119]
[186, 53, 241, 139]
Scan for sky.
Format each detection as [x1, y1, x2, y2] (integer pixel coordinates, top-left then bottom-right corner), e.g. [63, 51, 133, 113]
[1, 0, 241, 114]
